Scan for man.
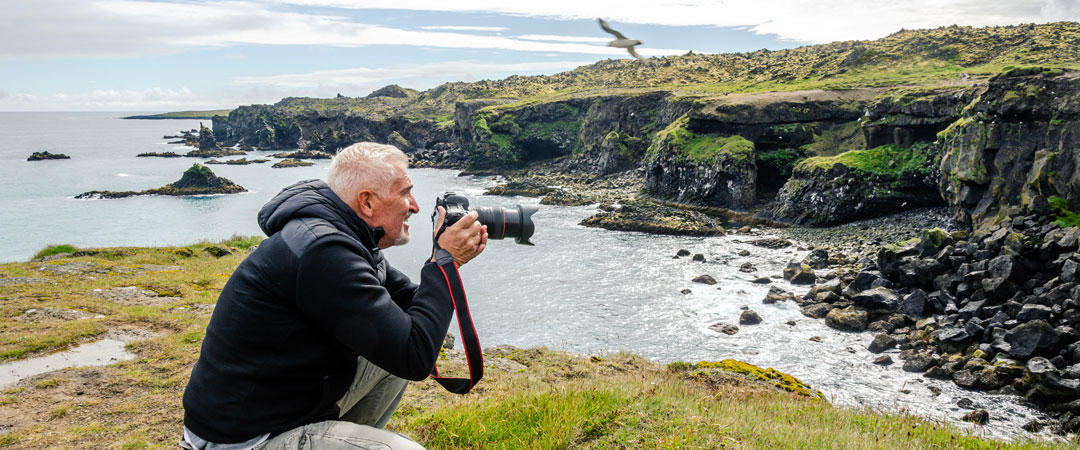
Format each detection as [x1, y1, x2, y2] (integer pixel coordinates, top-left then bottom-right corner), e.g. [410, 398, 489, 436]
[181, 142, 487, 449]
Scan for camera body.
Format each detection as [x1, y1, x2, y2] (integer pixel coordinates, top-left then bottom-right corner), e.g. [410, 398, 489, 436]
[433, 192, 537, 246]
[435, 193, 473, 230]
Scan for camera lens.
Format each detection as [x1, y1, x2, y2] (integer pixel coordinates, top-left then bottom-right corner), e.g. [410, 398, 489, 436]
[474, 204, 538, 245]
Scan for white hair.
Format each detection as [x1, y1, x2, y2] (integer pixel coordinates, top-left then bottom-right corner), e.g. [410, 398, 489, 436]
[327, 142, 409, 207]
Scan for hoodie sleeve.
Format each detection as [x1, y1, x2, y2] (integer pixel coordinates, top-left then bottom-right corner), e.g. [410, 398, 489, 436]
[385, 265, 419, 310]
[294, 235, 456, 381]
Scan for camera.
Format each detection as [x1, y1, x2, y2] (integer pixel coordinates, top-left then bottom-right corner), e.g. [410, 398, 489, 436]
[433, 192, 538, 245]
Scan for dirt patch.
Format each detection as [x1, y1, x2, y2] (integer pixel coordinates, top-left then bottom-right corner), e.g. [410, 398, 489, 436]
[36, 261, 98, 275]
[137, 264, 182, 272]
[103, 328, 163, 342]
[0, 277, 47, 286]
[0, 366, 133, 432]
[15, 308, 102, 323]
[90, 286, 180, 306]
[175, 303, 215, 314]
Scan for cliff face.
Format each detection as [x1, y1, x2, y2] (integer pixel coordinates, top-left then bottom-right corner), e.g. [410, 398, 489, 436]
[938, 68, 1080, 230]
[209, 21, 1080, 228]
[216, 99, 457, 155]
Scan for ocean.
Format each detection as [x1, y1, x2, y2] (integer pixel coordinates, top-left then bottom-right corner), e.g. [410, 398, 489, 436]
[0, 112, 1054, 440]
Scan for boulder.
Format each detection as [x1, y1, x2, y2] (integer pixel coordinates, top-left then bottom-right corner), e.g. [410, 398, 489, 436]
[709, 323, 740, 335]
[763, 286, 794, 304]
[803, 249, 830, 269]
[901, 352, 935, 373]
[851, 286, 899, 313]
[842, 271, 884, 297]
[783, 262, 816, 285]
[1016, 304, 1053, 322]
[898, 289, 928, 317]
[868, 334, 897, 353]
[800, 303, 832, 319]
[739, 310, 763, 325]
[1000, 320, 1060, 359]
[1025, 357, 1080, 403]
[739, 262, 758, 273]
[962, 410, 990, 425]
[873, 355, 894, 365]
[825, 307, 869, 332]
[692, 274, 717, 285]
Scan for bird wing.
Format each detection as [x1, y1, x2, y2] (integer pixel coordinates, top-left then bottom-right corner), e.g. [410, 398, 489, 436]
[627, 46, 645, 61]
[597, 18, 627, 40]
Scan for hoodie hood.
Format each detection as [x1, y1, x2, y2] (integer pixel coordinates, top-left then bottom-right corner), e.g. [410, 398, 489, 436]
[257, 179, 384, 249]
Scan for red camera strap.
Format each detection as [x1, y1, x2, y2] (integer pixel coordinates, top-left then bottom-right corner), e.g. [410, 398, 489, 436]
[431, 260, 483, 394]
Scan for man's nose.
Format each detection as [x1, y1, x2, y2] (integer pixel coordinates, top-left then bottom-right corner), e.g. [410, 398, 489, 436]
[408, 195, 420, 213]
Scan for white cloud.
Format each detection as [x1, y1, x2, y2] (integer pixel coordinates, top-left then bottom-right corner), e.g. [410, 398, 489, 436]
[273, 0, 1079, 43]
[419, 25, 508, 32]
[0, 87, 214, 111]
[4, 0, 1070, 61]
[519, 34, 609, 44]
[0, 0, 683, 60]
[232, 60, 597, 89]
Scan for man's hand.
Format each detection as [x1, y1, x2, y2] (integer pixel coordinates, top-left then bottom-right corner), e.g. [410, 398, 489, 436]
[432, 207, 488, 266]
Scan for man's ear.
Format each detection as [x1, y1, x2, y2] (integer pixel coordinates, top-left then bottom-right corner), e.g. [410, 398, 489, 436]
[355, 190, 377, 217]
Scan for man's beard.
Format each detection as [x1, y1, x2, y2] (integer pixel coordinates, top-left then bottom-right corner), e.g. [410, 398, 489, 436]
[393, 216, 411, 246]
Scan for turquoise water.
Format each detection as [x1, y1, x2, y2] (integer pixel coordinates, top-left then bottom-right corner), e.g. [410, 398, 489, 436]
[0, 113, 1052, 440]
[0, 112, 332, 262]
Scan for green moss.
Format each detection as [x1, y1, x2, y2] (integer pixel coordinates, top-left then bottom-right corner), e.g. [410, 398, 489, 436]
[490, 114, 520, 135]
[921, 228, 949, 248]
[1049, 196, 1080, 228]
[881, 237, 921, 254]
[647, 115, 755, 164]
[521, 120, 580, 141]
[795, 143, 934, 177]
[1002, 90, 1021, 102]
[32, 244, 78, 260]
[757, 149, 804, 176]
[694, 359, 819, 397]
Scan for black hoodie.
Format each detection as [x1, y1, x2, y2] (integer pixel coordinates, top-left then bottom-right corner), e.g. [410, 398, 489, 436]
[182, 180, 457, 443]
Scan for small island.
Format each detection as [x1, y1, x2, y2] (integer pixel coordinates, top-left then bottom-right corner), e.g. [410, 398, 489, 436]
[204, 158, 269, 165]
[137, 152, 182, 158]
[269, 150, 332, 159]
[272, 159, 315, 168]
[27, 151, 71, 161]
[75, 164, 246, 199]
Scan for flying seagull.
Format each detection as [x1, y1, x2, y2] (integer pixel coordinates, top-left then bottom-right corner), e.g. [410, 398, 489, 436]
[598, 18, 644, 61]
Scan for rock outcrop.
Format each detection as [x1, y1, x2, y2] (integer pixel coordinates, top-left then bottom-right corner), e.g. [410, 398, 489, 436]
[27, 151, 70, 161]
[75, 164, 246, 199]
[938, 68, 1080, 231]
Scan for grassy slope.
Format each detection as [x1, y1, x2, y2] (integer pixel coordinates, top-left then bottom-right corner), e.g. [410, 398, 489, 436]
[198, 23, 1080, 123]
[0, 242, 1073, 448]
[123, 110, 234, 120]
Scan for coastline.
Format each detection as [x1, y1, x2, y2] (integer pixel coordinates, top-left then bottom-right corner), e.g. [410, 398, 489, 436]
[0, 237, 1069, 447]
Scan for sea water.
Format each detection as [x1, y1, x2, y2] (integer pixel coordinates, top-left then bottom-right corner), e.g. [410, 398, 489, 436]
[0, 113, 1059, 441]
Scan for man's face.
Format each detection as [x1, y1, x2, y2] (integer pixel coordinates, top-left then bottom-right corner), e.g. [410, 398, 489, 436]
[368, 164, 420, 248]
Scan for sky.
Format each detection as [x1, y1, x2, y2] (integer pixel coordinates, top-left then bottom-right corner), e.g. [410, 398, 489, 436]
[1, 0, 1078, 112]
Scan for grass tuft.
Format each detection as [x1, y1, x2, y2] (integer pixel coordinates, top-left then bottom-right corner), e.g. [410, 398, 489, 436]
[32, 244, 77, 260]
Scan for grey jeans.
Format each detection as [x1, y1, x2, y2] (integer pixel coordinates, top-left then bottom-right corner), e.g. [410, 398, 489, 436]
[255, 356, 423, 450]
[183, 356, 424, 450]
